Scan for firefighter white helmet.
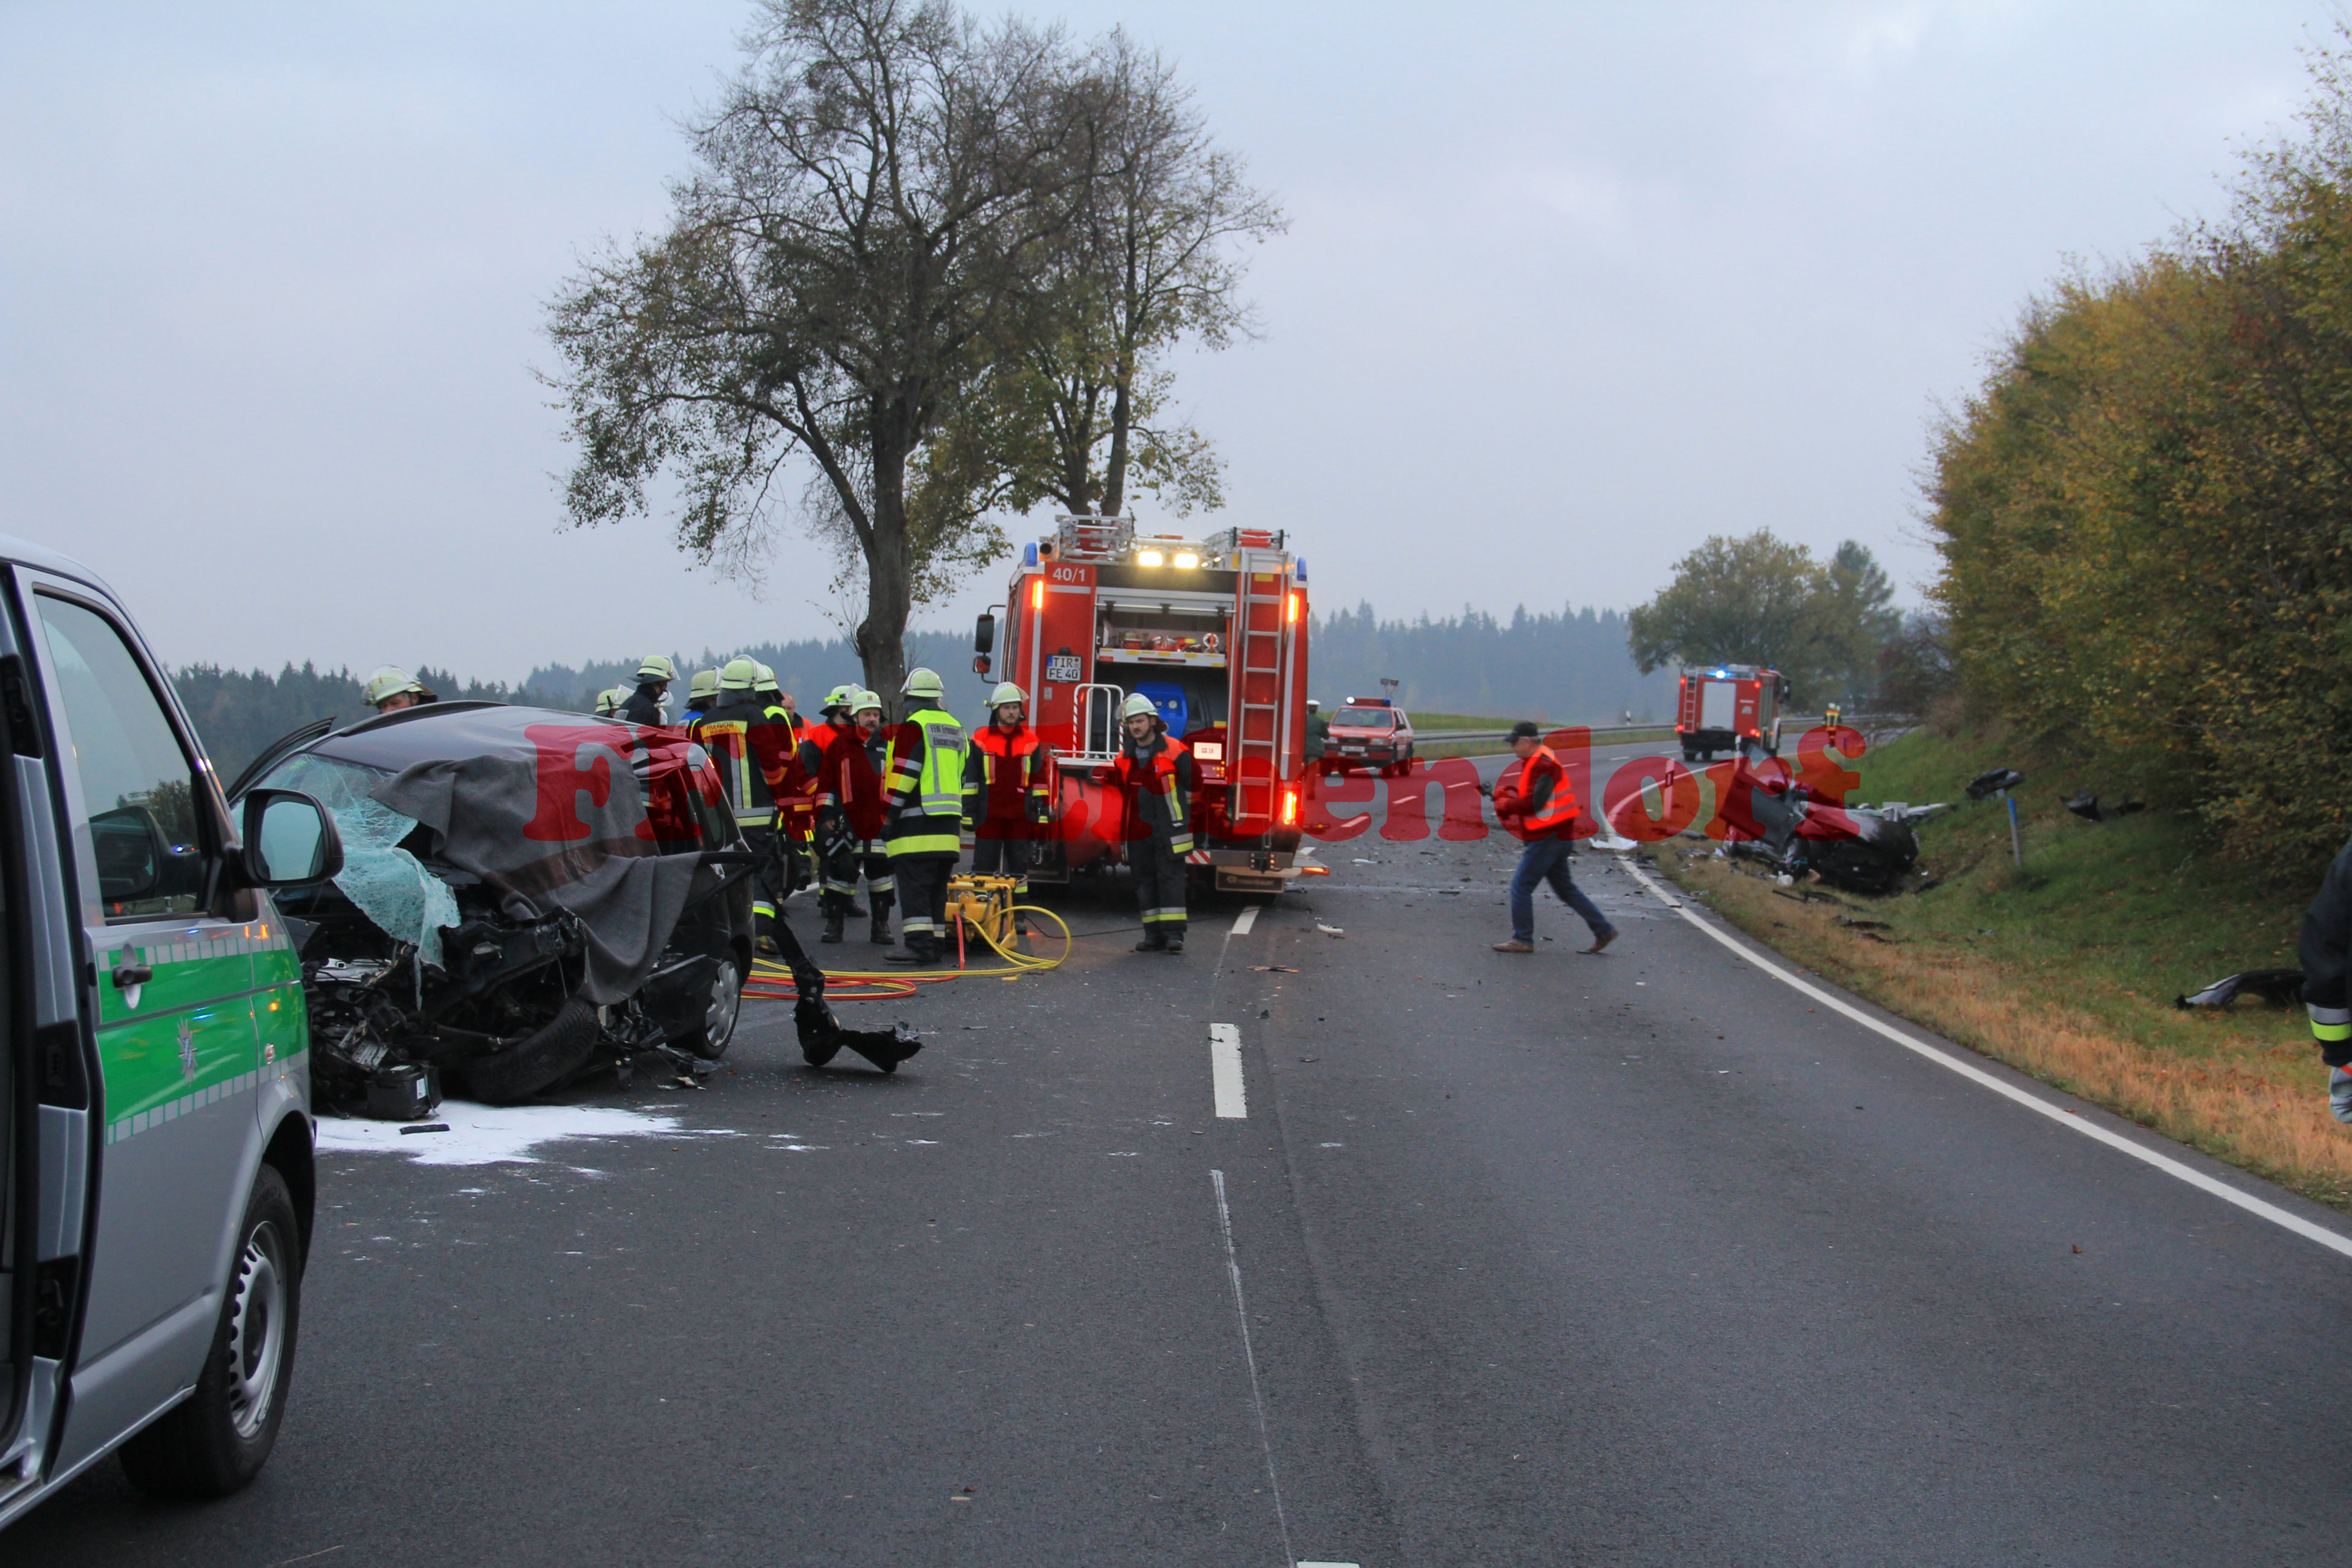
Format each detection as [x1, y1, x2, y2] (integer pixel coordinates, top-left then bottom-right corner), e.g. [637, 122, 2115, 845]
[718, 656, 760, 691]
[902, 667, 944, 701]
[1120, 693, 1159, 721]
[989, 682, 1027, 707]
[635, 655, 677, 684]
[364, 665, 431, 708]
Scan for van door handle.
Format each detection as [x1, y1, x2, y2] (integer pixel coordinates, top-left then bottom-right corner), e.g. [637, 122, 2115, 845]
[111, 964, 152, 987]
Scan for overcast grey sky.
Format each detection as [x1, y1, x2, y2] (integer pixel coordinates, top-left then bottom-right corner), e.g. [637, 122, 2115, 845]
[0, 2, 2328, 682]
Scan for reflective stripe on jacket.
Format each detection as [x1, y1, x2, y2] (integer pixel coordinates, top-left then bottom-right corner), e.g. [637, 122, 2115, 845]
[1504, 745, 1578, 840]
[1110, 733, 1195, 858]
[964, 723, 1054, 828]
[2301, 835, 2352, 1066]
[883, 707, 967, 857]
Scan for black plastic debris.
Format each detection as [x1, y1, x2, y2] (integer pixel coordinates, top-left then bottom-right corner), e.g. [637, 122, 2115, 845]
[2173, 969, 2305, 1010]
[775, 918, 921, 1074]
[2062, 790, 2148, 824]
[1966, 767, 2026, 801]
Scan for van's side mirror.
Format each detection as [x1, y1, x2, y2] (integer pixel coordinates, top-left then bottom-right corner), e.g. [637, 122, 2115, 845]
[240, 789, 345, 887]
[975, 612, 995, 655]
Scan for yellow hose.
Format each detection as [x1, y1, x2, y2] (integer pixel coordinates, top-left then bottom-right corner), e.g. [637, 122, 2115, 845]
[744, 897, 1073, 1001]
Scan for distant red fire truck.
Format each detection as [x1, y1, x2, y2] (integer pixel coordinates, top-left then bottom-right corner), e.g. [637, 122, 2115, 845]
[1676, 662, 1790, 762]
[973, 515, 1315, 893]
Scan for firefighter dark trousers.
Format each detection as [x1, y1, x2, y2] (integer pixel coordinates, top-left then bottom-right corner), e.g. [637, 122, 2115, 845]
[970, 835, 1034, 930]
[892, 853, 956, 952]
[744, 825, 789, 950]
[1131, 835, 1189, 944]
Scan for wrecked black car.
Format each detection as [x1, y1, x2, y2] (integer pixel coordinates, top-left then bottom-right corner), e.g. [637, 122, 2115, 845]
[229, 702, 756, 1112]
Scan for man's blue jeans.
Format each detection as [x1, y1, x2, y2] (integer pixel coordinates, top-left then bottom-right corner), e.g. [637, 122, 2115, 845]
[1509, 835, 1613, 944]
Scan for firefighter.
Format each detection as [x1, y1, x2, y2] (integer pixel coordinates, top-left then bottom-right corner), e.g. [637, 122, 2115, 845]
[1491, 720, 1617, 956]
[691, 656, 800, 952]
[618, 655, 676, 725]
[963, 681, 1054, 941]
[881, 668, 966, 965]
[851, 689, 896, 944]
[803, 684, 869, 944]
[2299, 834, 2352, 1123]
[681, 667, 720, 724]
[754, 662, 820, 887]
[364, 666, 436, 714]
[1105, 692, 1195, 955]
[1305, 697, 1330, 774]
[593, 685, 629, 718]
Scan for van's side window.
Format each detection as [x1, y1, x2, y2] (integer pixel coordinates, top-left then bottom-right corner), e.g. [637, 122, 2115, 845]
[35, 595, 207, 920]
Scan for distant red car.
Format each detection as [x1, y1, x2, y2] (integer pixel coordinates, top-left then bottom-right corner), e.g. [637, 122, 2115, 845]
[1324, 697, 1416, 776]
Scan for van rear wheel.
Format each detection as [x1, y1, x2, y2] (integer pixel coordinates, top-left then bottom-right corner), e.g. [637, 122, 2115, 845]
[120, 1165, 301, 1498]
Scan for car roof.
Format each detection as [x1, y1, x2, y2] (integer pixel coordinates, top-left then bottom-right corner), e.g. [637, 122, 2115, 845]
[305, 701, 628, 771]
[0, 531, 123, 600]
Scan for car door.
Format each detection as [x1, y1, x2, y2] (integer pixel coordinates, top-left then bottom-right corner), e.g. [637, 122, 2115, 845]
[15, 580, 267, 1468]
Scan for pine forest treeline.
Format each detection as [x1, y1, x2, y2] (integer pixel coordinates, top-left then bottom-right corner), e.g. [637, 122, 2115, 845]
[169, 606, 1668, 782]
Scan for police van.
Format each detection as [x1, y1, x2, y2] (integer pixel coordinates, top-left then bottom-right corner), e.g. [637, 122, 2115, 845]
[0, 535, 341, 1525]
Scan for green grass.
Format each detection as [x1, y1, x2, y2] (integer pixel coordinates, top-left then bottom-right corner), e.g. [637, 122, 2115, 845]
[1648, 725, 2351, 1206]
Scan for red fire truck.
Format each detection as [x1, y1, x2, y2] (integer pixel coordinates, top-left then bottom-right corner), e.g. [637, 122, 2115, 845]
[973, 515, 1314, 893]
[1676, 662, 1791, 762]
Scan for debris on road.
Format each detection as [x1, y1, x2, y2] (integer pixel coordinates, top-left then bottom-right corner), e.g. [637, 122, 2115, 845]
[1317, 924, 1346, 938]
[1250, 965, 1299, 973]
[2063, 789, 2148, 823]
[398, 1123, 449, 1135]
[2174, 969, 2305, 1010]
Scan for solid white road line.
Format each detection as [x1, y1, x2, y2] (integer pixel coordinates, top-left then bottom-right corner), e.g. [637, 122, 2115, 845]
[1210, 1023, 1247, 1119]
[1620, 859, 2352, 1263]
[1210, 1169, 1296, 1568]
[1232, 904, 1260, 936]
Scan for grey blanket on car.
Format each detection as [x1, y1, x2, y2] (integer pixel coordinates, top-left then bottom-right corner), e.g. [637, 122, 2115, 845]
[374, 750, 705, 1005]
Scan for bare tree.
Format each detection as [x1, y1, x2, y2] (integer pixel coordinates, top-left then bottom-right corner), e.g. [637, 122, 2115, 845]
[546, 0, 1088, 699]
[920, 29, 1284, 519]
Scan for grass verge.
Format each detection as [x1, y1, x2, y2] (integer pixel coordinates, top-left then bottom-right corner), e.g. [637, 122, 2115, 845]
[1645, 726, 2351, 1209]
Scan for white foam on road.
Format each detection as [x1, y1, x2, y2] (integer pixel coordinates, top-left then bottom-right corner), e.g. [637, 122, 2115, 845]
[315, 1100, 741, 1167]
[1209, 1023, 1247, 1119]
[1621, 859, 2352, 1263]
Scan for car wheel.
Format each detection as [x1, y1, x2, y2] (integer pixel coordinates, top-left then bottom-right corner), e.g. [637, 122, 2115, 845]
[671, 952, 744, 1061]
[120, 1165, 301, 1499]
[459, 997, 599, 1104]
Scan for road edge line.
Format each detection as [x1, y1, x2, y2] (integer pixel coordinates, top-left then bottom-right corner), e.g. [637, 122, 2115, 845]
[1620, 858, 2352, 1263]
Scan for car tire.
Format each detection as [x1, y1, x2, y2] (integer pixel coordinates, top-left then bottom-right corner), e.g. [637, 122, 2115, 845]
[670, 951, 745, 1061]
[460, 997, 599, 1104]
[120, 1165, 302, 1500]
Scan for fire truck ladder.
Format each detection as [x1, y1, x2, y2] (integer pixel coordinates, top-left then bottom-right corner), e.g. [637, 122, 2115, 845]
[1231, 564, 1286, 834]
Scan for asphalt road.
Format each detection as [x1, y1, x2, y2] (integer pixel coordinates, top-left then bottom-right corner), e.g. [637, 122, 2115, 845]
[20, 751, 2352, 1565]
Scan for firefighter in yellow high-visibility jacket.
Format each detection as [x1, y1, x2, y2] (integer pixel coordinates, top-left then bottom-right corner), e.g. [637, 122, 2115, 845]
[880, 668, 967, 965]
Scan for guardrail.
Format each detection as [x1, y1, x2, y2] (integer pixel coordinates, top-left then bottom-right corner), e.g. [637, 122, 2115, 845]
[1409, 717, 1823, 745]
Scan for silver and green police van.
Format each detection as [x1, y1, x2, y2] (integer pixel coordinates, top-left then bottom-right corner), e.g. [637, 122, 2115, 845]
[0, 535, 341, 1525]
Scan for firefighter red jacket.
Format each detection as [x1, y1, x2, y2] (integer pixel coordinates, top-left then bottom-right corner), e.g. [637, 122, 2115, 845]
[962, 721, 1054, 832]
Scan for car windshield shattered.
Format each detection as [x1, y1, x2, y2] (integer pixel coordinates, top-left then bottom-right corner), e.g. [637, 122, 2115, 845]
[257, 750, 462, 968]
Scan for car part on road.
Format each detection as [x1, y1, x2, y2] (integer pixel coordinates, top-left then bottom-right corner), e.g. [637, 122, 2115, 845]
[2174, 969, 2306, 1010]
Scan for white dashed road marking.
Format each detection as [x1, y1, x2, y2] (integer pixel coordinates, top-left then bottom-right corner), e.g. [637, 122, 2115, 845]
[1232, 904, 1259, 936]
[1210, 1023, 1246, 1119]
